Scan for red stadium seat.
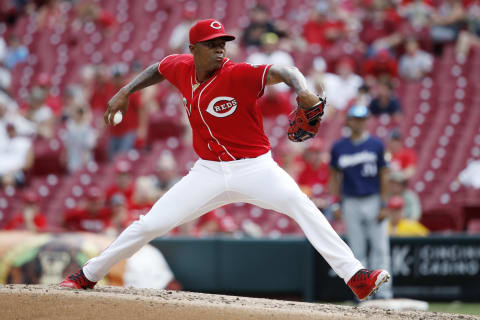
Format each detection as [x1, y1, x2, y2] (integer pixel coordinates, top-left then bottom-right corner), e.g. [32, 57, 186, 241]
[420, 209, 463, 233]
[467, 219, 480, 234]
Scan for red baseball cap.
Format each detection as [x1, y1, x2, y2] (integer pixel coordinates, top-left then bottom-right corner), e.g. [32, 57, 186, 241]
[189, 19, 235, 44]
[388, 196, 404, 210]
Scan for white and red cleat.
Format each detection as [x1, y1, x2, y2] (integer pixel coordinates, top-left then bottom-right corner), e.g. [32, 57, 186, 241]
[347, 269, 390, 300]
[59, 269, 97, 290]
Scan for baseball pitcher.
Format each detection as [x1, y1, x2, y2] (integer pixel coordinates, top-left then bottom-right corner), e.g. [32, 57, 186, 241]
[60, 19, 390, 301]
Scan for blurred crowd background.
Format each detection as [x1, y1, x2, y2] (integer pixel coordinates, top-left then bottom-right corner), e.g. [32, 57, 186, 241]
[0, 0, 480, 239]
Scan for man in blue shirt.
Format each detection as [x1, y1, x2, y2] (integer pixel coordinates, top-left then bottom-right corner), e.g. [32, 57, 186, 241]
[329, 105, 393, 299]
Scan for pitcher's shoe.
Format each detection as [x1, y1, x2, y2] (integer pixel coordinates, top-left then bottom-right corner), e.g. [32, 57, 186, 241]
[59, 268, 97, 290]
[347, 269, 390, 300]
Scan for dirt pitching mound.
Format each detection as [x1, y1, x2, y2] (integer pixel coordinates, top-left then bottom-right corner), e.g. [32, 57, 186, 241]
[0, 285, 478, 320]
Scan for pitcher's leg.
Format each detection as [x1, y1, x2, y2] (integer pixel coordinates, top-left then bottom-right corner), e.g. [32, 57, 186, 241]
[232, 161, 363, 282]
[83, 163, 227, 282]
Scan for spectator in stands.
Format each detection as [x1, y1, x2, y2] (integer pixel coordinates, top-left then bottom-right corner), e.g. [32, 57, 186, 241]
[64, 186, 113, 233]
[4, 190, 48, 232]
[303, 0, 346, 49]
[25, 86, 54, 139]
[127, 176, 157, 226]
[192, 211, 238, 237]
[241, 5, 285, 48]
[455, 2, 480, 61]
[388, 170, 422, 221]
[368, 78, 402, 117]
[360, 1, 404, 56]
[109, 194, 129, 234]
[256, 83, 293, 118]
[0, 60, 11, 93]
[247, 32, 294, 78]
[4, 34, 28, 69]
[64, 106, 97, 173]
[0, 95, 35, 141]
[168, 1, 197, 54]
[272, 142, 303, 180]
[151, 152, 180, 199]
[458, 160, 480, 189]
[387, 195, 428, 236]
[329, 105, 392, 299]
[0, 36, 6, 63]
[352, 84, 372, 108]
[297, 139, 331, 211]
[248, 32, 294, 117]
[106, 160, 134, 205]
[107, 65, 147, 160]
[430, 0, 466, 56]
[72, 2, 116, 36]
[307, 57, 344, 120]
[0, 123, 34, 188]
[316, 57, 363, 116]
[36, 73, 63, 117]
[88, 65, 115, 114]
[386, 129, 417, 179]
[399, 38, 433, 80]
[363, 50, 399, 84]
[298, 139, 330, 196]
[398, 0, 434, 34]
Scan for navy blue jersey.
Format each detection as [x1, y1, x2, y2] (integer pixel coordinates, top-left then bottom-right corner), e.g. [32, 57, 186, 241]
[330, 135, 386, 197]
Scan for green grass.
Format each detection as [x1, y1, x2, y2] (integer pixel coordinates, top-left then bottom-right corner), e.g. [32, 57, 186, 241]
[428, 302, 480, 316]
[329, 301, 480, 316]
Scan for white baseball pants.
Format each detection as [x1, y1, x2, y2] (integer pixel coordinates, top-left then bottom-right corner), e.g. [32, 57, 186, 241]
[83, 152, 364, 283]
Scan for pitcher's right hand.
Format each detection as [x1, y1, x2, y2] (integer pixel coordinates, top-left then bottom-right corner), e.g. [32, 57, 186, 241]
[105, 88, 129, 126]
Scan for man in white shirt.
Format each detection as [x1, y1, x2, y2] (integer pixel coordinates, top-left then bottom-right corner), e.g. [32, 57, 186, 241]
[0, 123, 34, 187]
[399, 38, 433, 80]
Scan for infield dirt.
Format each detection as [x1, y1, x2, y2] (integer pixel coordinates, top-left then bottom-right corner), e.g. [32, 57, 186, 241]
[0, 284, 478, 320]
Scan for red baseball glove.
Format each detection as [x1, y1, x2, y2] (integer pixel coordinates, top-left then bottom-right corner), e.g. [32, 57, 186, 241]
[287, 96, 327, 142]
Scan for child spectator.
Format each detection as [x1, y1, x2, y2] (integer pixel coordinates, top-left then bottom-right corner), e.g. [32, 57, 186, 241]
[388, 170, 422, 221]
[387, 195, 428, 236]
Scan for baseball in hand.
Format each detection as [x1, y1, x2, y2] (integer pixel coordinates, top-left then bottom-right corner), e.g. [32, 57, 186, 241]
[113, 112, 123, 125]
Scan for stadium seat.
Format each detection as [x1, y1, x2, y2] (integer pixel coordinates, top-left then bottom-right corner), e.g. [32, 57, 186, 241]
[467, 219, 480, 234]
[420, 209, 463, 233]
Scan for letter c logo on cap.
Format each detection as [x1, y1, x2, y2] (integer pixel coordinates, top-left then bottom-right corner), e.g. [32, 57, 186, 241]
[210, 21, 222, 29]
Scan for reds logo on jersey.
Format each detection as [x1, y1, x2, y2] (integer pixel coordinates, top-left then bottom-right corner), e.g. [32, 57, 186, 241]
[206, 96, 238, 118]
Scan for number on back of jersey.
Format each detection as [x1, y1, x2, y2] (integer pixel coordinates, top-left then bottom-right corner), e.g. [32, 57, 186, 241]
[361, 162, 377, 177]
